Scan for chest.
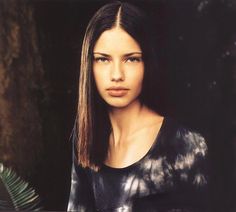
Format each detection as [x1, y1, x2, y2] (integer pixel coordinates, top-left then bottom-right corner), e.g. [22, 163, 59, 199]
[91, 156, 175, 211]
[105, 125, 161, 169]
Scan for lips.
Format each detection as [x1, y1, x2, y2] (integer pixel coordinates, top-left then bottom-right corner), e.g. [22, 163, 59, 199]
[106, 86, 129, 97]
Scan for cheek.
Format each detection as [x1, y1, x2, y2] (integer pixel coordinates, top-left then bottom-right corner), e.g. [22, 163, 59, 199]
[135, 73, 144, 92]
[127, 67, 144, 89]
[137, 65, 145, 86]
[93, 68, 107, 91]
[93, 71, 101, 90]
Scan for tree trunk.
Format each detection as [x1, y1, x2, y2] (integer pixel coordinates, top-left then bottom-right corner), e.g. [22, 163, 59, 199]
[0, 0, 46, 179]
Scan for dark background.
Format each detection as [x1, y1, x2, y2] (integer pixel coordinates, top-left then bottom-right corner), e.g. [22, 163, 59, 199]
[30, 0, 235, 211]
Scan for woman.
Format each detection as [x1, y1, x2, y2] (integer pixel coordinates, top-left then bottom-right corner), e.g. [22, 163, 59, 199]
[67, 1, 208, 211]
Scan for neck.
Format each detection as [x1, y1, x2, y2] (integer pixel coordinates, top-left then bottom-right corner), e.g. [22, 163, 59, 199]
[108, 100, 147, 146]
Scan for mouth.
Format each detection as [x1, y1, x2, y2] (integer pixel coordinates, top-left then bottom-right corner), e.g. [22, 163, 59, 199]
[106, 87, 129, 97]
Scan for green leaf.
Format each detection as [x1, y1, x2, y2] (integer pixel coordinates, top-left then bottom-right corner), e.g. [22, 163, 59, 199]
[0, 163, 43, 211]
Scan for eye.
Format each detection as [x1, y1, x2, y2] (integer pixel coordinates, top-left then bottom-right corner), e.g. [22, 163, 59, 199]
[94, 57, 110, 63]
[126, 57, 142, 63]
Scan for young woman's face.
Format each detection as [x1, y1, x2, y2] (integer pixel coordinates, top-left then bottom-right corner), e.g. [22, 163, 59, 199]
[93, 27, 144, 108]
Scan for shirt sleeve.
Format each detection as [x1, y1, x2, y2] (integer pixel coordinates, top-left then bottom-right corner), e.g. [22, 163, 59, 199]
[67, 127, 95, 212]
[173, 128, 209, 211]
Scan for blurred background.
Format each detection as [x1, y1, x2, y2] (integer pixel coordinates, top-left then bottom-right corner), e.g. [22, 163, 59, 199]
[0, 0, 235, 211]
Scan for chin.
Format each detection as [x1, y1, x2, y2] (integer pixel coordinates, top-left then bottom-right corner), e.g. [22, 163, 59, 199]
[106, 100, 130, 109]
[105, 97, 139, 109]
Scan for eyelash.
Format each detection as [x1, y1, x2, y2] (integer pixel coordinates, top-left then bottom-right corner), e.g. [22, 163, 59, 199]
[126, 57, 142, 62]
[94, 57, 142, 63]
[94, 57, 109, 63]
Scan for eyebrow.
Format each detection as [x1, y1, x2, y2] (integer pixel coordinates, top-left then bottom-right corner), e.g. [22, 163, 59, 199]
[93, 52, 142, 57]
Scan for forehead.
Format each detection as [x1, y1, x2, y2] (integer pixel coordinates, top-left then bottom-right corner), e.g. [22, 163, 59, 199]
[93, 27, 141, 54]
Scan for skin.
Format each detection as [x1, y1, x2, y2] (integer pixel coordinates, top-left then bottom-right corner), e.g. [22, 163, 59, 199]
[93, 27, 164, 168]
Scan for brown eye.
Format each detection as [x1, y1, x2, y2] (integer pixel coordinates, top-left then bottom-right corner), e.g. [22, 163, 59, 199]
[126, 57, 142, 63]
[94, 57, 109, 63]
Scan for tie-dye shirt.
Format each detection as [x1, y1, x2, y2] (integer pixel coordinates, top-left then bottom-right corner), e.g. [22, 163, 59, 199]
[67, 117, 209, 212]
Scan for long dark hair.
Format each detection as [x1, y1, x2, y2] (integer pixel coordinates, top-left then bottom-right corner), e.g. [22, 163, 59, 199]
[76, 1, 162, 170]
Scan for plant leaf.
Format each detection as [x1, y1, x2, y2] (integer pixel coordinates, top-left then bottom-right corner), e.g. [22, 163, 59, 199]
[0, 163, 43, 211]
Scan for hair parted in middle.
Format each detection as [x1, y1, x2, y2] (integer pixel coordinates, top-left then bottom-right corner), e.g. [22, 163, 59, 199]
[76, 1, 163, 170]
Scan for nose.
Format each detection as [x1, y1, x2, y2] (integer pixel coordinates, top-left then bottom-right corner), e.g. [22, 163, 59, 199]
[110, 60, 124, 82]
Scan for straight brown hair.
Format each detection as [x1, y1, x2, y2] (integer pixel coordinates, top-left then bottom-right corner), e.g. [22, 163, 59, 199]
[76, 1, 162, 171]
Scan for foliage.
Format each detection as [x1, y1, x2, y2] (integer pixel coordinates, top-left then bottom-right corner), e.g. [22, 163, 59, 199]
[0, 163, 43, 211]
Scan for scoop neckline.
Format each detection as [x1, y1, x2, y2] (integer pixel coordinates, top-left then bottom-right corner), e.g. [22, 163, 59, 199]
[102, 116, 167, 172]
